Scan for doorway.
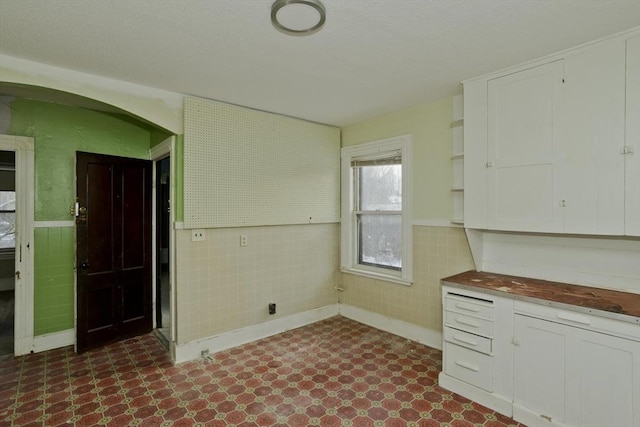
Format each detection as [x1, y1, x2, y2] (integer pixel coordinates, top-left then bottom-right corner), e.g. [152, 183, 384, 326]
[155, 155, 171, 345]
[75, 152, 153, 352]
[0, 150, 15, 356]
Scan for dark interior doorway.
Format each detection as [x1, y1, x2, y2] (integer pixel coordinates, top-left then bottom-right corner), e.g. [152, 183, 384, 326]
[0, 150, 15, 356]
[155, 156, 171, 345]
[76, 152, 152, 352]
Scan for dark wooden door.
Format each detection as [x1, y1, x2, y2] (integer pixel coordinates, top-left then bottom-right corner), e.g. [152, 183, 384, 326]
[76, 152, 152, 352]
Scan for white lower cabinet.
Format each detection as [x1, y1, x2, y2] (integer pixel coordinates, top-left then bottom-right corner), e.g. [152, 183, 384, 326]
[440, 285, 640, 427]
[513, 313, 640, 427]
[439, 286, 515, 416]
[513, 315, 569, 425]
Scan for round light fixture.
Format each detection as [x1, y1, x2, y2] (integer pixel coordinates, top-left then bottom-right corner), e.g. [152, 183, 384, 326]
[271, 0, 326, 36]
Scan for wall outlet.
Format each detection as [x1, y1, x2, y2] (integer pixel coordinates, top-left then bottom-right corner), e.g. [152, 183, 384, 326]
[240, 235, 248, 246]
[192, 229, 205, 241]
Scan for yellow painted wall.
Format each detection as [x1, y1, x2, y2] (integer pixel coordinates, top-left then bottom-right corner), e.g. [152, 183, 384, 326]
[340, 97, 475, 335]
[342, 97, 454, 221]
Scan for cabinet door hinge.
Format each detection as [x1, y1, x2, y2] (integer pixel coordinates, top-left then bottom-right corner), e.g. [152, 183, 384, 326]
[621, 146, 635, 155]
[511, 336, 520, 346]
[558, 199, 567, 208]
[486, 161, 494, 168]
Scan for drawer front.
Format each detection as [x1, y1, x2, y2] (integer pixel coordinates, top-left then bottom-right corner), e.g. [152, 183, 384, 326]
[444, 327, 492, 354]
[445, 295, 494, 320]
[444, 342, 494, 392]
[445, 311, 494, 337]
[514, 300, 640, 342]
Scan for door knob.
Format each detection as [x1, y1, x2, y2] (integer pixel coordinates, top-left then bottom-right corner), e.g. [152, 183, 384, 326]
[80, 262, 89, 269]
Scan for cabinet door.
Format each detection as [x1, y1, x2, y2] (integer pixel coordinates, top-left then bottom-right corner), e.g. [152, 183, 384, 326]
[513, 315, 569, 424]
[487, 60, 564, 232]
[626, 35, 640, 236]
[570, 330, 640, 427]
[561, 38, 626, 235]
[515, 314, 640, 427]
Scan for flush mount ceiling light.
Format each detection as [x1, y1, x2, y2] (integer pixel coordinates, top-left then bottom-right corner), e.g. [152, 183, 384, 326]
[271, 0, 326, 36]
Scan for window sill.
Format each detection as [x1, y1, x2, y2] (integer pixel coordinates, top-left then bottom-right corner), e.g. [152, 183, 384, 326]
[340, 267, 413, 287]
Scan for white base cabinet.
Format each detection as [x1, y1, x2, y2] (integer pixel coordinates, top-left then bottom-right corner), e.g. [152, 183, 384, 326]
[439, 286, 516, 417]
[440, 286, 640, 427]
[513, 304, 640, 427]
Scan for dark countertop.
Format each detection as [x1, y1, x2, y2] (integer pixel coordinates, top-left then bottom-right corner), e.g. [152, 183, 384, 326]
[442, 270, 640, 322]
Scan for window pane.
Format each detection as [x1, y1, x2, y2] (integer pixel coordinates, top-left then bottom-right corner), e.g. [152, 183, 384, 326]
[358, 214, 401, 270]
[359, 165, 401, 211]
[0, 191, 15, 211]
[0, 212, 15, 249]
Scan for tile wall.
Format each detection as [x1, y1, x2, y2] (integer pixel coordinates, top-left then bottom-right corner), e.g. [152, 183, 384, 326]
[175, 223, 340, 344]
[340, 226, 475, 333]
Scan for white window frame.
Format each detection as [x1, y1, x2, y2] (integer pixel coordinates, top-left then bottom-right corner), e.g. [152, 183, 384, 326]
[340, 135, 413, 285]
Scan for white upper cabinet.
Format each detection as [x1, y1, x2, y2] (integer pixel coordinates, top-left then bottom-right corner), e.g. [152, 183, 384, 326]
[464, 28, 640, 236]
[561, 37, 626, 235]
[626, 35, 640, 236]
[487, 60, 564, 232]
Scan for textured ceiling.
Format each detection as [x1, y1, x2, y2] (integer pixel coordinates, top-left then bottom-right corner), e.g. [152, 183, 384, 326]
[0, 0, 638, 126]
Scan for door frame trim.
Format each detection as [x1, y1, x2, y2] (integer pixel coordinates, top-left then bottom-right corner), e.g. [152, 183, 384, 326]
[150, 137, 176, 343]
[0, 134, 35, 356]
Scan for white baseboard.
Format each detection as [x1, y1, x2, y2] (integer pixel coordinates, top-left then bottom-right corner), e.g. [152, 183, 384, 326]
[32, 329, 75, 353]
[173, 304, 340, 363]
[338, 304, 442, 350]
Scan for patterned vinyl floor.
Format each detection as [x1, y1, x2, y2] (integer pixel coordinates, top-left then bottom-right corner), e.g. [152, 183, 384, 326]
[0, 316, 522, 426]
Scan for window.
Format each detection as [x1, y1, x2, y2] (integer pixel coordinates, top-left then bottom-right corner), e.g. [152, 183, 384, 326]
[341, 135, 412, 285]
[0, 190, 15, 250]
[0, 153, 15, 251]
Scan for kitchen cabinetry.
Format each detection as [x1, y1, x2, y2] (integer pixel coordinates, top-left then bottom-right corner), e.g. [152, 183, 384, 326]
[513, 302, 640, 427]
[439, 286, 515, 416]
[440, 272, 640, 427]
[486, 59, 564, 232]
[464, 29, 639, 236]
[626, 35, 640, 236]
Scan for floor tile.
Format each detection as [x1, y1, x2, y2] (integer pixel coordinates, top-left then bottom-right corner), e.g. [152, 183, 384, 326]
[2, 316, 523, 426]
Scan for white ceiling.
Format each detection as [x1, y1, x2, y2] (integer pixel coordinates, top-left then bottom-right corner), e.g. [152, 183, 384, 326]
[0, 0, 638, 127]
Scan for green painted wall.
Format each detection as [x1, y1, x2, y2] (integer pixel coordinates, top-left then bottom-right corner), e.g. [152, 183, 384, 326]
[10, 99, 152, 221]
[33, 227, 74, 335]
[9, 98, 153, 335]
[342, 97, 454, 221]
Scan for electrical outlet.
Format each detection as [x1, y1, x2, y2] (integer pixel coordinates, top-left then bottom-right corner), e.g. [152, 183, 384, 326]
[192, 229, 205, 241]
[240, 235, 248, 246]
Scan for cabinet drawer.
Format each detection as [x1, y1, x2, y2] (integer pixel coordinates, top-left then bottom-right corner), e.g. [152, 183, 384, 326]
[445, 311, 494, 337]
[444, 327, 493, 354]
[445, 295, 494, 320]
[514, 300, 640, 342]
[444, 342, 494, 392]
